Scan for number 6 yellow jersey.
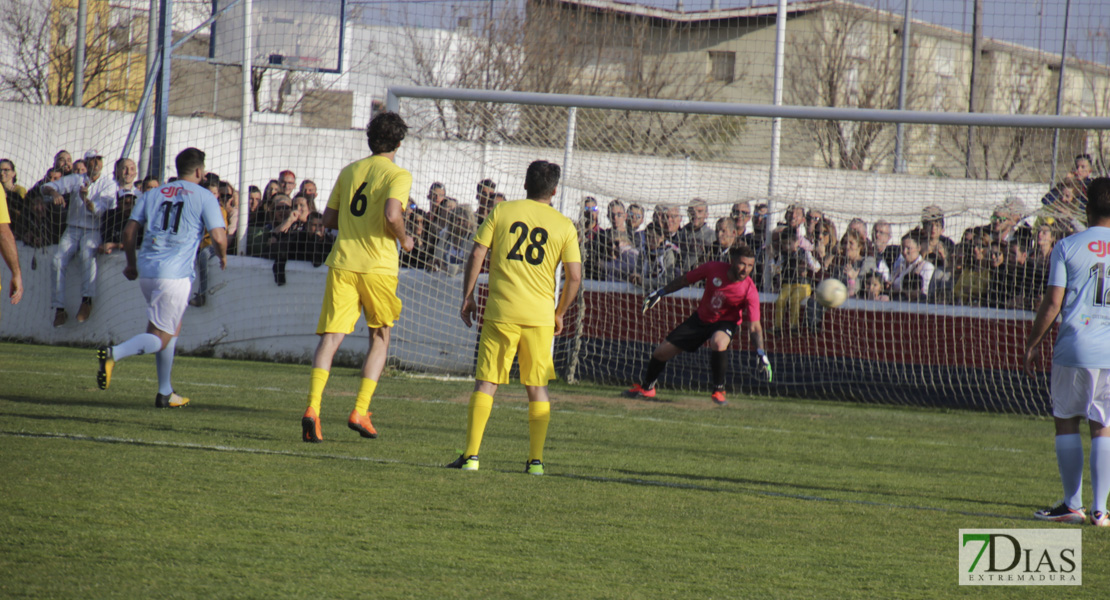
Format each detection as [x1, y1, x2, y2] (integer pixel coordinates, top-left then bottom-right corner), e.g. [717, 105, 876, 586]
[474, 199, 581, 327]
[325, 154, 413, 275]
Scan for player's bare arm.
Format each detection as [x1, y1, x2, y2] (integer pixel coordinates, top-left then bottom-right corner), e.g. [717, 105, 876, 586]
[460, 242, 490, 328]
[121, 220, 141, 280]
[0, 221, 21, 305]
[643, 272, 692, 313]
[554, 262, 583, 336]
[1023, 285, 1065, 378]
[321, 207, 339, 229]
[746, 320, 766, 352]
[384, 197, 414, 252]
[209, 227, 229, 270]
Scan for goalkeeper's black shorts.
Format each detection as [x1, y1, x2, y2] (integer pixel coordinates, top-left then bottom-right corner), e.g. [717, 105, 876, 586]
[666, 313, 738, 352]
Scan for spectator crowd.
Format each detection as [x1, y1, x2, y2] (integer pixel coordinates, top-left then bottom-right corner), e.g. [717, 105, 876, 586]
[1, 148, 1102, 331]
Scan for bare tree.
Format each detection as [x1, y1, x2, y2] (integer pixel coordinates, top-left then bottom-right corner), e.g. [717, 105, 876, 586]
[784, 4, 921, 171]
[938, 56, 1057, 181]
[380, 0, 745, 159]
[0, 0, 144, 109]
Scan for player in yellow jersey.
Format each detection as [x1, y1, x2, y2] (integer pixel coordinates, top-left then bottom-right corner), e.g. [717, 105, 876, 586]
[301, 112, 415, 443]
[446, 160, 582, 475]
[0, 184, 25, 322]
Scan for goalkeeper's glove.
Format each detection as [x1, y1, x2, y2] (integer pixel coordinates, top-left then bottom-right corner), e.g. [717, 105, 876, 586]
[642, 288, 665, 314]
[754, 349, 773, 382]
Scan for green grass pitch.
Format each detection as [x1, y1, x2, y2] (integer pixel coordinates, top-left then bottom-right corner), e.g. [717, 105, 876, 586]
[0, 341, 1106, 598]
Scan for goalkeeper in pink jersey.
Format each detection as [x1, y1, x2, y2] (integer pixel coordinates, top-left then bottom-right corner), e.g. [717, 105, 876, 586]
[623, 243, 771, 406]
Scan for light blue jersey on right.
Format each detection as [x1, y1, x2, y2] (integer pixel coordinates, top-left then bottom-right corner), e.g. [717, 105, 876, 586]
[1048, 226, 1110, 368]
[130, 180, 224, 280]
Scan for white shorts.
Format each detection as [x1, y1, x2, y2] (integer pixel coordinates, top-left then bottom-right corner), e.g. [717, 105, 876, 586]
[140, 278, 191, 336]
[1050, 366, 1110, 424]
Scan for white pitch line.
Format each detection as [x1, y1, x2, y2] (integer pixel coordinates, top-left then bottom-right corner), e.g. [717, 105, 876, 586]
[0, 429, 1034, 522]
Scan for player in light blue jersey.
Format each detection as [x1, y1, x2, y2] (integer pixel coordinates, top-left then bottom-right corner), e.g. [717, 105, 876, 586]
[1025, 177, 1110, 527]
[96, 148, 227, 408]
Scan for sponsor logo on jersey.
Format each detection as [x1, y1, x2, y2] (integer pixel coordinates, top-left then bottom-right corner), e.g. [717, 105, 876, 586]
[1088, 240, 1110, 257]
[713, 277, 722, 287]
[161, 185, 186, 198]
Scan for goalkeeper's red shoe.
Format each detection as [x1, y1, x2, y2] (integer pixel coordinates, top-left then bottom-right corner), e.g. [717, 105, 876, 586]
[302, 407, 323, 443]
[711, 390, 728, 406]
[622, 384, 656, 399]
[347, 409, 378, 439]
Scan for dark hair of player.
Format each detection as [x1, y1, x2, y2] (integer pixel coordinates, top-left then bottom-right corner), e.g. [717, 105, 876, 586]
[1087, 177, 1110, 221]
[366, 112, 408, 154]
[143, 176, 159, 187]
[477, 179, 496, 193]
[524, 161, 560, 199]
[1076, 153, 1093, 166]
[728, 243, 755, 262]
[175, 147, 205, 176]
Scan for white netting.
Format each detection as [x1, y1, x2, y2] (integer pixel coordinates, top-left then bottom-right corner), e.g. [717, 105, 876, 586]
[2, 0, 1109, 414]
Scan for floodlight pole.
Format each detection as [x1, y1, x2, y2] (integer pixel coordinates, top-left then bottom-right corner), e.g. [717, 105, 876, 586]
[151, 0, 174, 182]
[893, 0, 912, 174]
[237, 0, 253, 256]
[1049, 0, 1072, 185]
[73, 0, 88, 107]
[139, 0, 159, 176]
[764, 0, 787, 293]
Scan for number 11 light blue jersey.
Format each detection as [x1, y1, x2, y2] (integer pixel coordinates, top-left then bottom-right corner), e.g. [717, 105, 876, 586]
[131, 180, 225, 280]
[1048, 225, 1110, 368]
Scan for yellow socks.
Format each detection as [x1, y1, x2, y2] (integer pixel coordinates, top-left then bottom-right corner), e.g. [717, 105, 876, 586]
[528, 401, 550, 463]
[307, 368, 329, 414]
[464, 391, 494, 457]
[354, 378, 378, 414]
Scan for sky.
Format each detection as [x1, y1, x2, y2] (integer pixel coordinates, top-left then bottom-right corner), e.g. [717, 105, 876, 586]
[349, 0, 1110, 65]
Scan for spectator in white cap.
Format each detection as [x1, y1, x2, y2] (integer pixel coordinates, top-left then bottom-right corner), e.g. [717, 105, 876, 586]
[990, 197, 1032, 246]
[41, 152, 118, 326]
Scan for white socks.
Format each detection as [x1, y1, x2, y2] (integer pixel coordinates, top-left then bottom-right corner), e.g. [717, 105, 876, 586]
[112, 333, 162, 361]
[155, 337, 177, 396]
[1092, 437, 1110, 514]
[1055, 434, 1084, 510]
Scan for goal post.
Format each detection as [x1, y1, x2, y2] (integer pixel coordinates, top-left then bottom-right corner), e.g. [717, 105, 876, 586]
[384, 85, 1110, 413]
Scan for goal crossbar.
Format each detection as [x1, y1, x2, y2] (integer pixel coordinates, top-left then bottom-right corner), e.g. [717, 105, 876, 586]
[385, 86, 1110, 130]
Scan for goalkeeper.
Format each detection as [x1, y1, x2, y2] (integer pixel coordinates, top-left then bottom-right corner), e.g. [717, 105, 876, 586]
[623, 243, 770, 406]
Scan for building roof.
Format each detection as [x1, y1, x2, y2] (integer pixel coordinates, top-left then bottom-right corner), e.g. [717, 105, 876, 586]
[547, 0, 1110, 75]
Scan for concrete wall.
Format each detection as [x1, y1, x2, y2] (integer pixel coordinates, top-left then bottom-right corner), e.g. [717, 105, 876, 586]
[1, 98, 1046, 234]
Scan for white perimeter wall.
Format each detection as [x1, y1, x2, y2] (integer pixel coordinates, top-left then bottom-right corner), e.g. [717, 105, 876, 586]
[1, 100, 1047, 238]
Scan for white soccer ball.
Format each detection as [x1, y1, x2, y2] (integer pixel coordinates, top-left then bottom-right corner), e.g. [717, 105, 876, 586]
[815, 278, 848, 308]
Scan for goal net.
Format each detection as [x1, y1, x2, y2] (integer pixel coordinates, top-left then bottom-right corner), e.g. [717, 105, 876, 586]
[3, 0, 1109, 417]
[382, 91, 1106, 415]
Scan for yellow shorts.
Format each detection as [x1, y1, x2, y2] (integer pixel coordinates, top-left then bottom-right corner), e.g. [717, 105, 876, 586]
[475, 320, 556, 386]
[316, 268, 402, 334]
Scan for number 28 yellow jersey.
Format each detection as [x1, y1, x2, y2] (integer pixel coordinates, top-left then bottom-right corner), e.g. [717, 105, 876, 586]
[325, 155, 412, 275]
[474, 199, 581, 327]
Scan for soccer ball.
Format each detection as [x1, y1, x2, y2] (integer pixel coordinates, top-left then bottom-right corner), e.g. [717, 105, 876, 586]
[815, 278, 848, 308]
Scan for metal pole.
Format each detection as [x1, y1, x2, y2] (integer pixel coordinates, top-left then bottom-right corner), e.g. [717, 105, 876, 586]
[557, 107, 577, 216]
[765, 0, 787, 293]
[1050, 0, 1072, 185]
[555, 107, 577, 367]
[140, 0, 158, 176]
[965, 0, 982, 179]
[151, 0, 173, 182]
[893, 0, 912, 173]
[73, 0, 88, 106]
[237, 0, 253, 256]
